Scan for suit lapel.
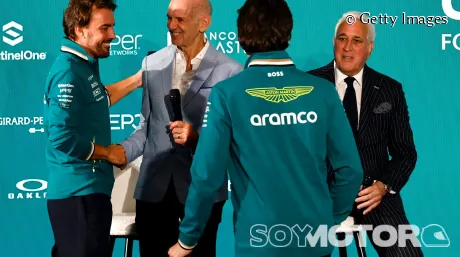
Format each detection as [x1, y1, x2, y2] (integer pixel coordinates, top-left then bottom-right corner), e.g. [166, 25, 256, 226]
[357, 65, 380, 137]
[161, 46, 176, 96]
[323, 61, 336, 84]
[312, 61, 335, 84]
[182, 46, 218, 109]
[313, 62, 380, 139]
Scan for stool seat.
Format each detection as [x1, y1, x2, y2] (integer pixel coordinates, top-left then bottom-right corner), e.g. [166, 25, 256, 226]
[336, 216, 363, 233]
[110, 213, 137, 236]
[336, 216, 367, 257]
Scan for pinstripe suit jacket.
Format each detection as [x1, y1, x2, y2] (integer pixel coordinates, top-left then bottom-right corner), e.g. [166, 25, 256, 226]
[307, 61, 417, 215]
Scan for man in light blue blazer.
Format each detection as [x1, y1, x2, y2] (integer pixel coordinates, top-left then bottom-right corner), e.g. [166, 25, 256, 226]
[117, 0, 242, 256]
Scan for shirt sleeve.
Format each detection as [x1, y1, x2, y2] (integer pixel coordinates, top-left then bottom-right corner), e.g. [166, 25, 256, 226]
[46, 70, 94, 160]
[325, 87, 364, 224]
[178, 86, 231, 247]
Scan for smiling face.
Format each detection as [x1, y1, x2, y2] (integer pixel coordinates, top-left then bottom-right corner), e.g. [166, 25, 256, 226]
[75, 6, 116, 58]
[166, 0, 210, 49]
[167, 0, 199, 48]
[333, 21, 374, 76]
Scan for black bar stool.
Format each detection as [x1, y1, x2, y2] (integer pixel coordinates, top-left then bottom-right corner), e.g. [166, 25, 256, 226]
[336, 216, 367, 257]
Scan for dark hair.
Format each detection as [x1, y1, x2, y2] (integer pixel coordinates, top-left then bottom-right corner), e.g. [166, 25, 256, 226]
[237, 0, 293, 54]
[63, 0, 117, 40]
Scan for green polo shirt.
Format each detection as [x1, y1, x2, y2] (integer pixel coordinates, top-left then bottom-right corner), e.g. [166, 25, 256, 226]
[178, 51, 363, 257]
[43, 38, 113, 200]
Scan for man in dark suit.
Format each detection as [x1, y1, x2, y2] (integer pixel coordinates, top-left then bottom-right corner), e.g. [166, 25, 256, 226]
[307, 11, 423, 257]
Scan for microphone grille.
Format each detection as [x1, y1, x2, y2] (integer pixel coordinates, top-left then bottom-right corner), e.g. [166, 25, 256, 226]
[170, 89, 180, 99]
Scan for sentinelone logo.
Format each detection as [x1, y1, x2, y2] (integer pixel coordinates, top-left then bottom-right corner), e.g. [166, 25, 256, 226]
[167, 31, 244, 54]
[1, 21, 47, 61]
[8, 179, 47, 200]
[3, 21, 23, 46]
[0, 114, 140, 133]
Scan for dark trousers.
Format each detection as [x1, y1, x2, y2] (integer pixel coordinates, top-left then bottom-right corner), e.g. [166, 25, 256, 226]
[136, 179, 225, 257]
[362, 195, 424, 257]
[47, 193, 112, 257]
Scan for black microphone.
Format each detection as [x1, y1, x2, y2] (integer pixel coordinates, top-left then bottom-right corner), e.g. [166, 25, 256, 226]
[170, 89, 182, 121]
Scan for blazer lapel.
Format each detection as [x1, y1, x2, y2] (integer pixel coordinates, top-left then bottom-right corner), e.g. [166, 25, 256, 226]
[323, 61, 336, 84]
[311, 60, 335, 84]
[161, 47, 176, 96]
[182, 46, 218, 109]
[357, 65, 380, 136]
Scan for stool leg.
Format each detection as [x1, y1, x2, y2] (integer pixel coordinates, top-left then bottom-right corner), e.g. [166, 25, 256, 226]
[124, 237, 134, 257]
[336, 232, 348, 257]
[353, 231, 367, 257]
[109, 236, 116, 257]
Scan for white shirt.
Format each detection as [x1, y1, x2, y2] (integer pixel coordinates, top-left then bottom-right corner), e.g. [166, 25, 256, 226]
[334, 61, 363, 124]
[172, 39, 210, 96]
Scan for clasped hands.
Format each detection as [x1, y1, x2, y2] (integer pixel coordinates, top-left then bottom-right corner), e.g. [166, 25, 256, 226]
[102, 121, 197, 170]
[105, 144, 127, 169]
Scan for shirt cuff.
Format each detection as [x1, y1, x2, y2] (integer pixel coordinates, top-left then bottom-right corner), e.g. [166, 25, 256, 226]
[85, 142, 95, 160]
[105, 88, 111, 107]
[374, 180, 396, 195]
[178, 239, 196, 250]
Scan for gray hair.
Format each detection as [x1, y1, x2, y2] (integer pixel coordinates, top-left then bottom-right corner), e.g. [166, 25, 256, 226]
[334, 11, 375, 42]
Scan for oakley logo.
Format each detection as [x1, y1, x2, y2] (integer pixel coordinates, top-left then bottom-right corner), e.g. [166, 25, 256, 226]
[16, 179, 47, 192]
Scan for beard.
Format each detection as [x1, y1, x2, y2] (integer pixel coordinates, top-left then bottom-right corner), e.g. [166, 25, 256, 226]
[85, 37, 112, 59]
[93, 41, 111, 58]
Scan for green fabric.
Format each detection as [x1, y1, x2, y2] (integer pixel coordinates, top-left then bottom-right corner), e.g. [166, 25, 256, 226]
[43, 38, 113, 200]
[179, 50, 363, 256]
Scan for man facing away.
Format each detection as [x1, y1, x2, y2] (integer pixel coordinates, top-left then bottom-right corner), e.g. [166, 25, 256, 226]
[307, 11, 423, 257]
[116, 0, 243, 256]
[168, 0, 363, 256]
[44, 1, 142, 256]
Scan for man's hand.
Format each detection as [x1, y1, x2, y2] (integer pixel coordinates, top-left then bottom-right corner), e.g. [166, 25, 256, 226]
[106, 144, 127, 169]
[168, 243, 192, 257]
[356, 181, 387, 215]
[169, 121, 198, 148]
[134, 69, 143, 88]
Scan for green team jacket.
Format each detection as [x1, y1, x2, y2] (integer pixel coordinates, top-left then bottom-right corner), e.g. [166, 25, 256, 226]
[178, 51, 363, 257]
[43, 38, 113, 200]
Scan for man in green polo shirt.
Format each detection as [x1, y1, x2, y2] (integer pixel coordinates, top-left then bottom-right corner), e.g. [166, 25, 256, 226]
[43, 1, 142, 257]
[168, 0, 363, 257]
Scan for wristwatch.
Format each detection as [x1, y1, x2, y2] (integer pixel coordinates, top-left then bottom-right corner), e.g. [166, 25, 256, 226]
[384, 184, 395, 194]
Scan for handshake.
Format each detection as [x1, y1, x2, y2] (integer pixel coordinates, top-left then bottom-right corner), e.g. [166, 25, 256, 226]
[105, 144, 128, 169]
[93, 144, 127, 169]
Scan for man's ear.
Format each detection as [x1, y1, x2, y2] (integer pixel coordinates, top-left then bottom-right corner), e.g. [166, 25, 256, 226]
[199, 14, 211, 33]
[74, 25, 85, 40]
[367, 41, 374, 58]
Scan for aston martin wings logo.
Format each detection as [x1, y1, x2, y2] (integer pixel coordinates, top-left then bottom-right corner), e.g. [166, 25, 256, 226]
[245, 86, 314, 103]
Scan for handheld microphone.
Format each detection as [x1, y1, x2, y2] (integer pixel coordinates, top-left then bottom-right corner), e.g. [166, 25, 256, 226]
[169, 89, 183, 121]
